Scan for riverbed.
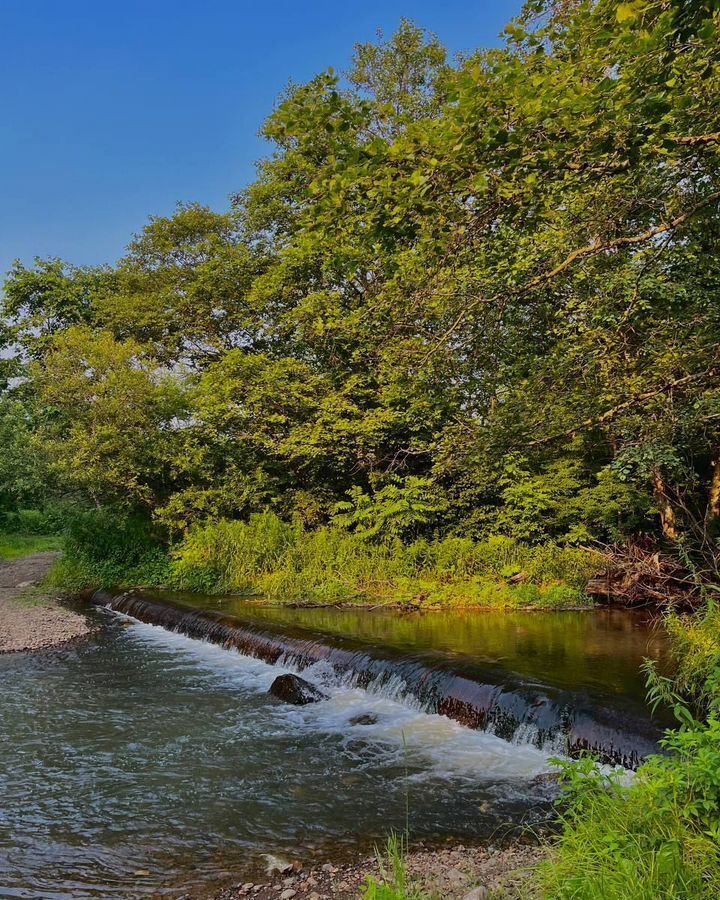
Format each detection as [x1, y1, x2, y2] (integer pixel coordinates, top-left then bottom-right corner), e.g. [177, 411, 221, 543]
[0, 599, 668, 898]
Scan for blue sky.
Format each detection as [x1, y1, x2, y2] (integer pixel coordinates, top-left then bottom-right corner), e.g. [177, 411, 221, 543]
[1, 1, 522, 278]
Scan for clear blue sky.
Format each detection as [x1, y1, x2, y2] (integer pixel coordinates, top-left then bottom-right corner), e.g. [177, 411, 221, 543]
[1, 1, 521, 279]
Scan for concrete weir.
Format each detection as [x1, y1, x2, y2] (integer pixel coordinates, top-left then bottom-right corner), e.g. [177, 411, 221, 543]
[90, 588, 663, 768]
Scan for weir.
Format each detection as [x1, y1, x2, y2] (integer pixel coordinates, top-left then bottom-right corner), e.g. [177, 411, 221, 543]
[90, 588, 663, 768]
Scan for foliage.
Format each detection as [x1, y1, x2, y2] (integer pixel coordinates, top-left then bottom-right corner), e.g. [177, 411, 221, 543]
[332, 477, 447, 541]
[541, 745, 720, 899]
[50, 509, 171, 591]
[2, 5, 718, 571]
[165, 512, 596, 606]
[541, 596, 720, 899]
[170, 513, 297, 593]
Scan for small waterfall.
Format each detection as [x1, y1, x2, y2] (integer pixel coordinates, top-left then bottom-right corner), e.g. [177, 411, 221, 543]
[90, 589, 662, 768]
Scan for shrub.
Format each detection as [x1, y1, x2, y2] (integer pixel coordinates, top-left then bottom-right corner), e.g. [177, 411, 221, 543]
[53, 508, 171, 590]
[55, 504, 601, 607]
[540, 599, 720, 899]
[170, 512, 297, 593]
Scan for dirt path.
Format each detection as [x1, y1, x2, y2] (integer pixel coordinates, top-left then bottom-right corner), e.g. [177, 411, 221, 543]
[0, 552, 92, 652]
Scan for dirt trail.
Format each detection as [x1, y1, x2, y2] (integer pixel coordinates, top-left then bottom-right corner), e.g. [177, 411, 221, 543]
[0, 552, 92, 652]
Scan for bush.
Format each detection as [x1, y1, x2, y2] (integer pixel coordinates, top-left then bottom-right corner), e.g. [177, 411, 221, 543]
[540, 732, 720, 899]
[167, 514, 597, 607]
[0, 502, 77, 535]
[170, 512, 297, 593]
[52, 508, 171, 590]
[53, 504, 601, 606]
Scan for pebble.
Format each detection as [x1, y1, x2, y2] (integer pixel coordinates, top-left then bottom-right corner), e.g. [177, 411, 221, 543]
[279, 890, 296, 900]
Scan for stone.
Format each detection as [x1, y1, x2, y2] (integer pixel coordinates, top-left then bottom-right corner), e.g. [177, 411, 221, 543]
[348, 712, 378, 726]
[446, 867, 465, 884]
[462, 888, 489, 900]
[280, 890, 297, 900]
[268, 674, 329, 706]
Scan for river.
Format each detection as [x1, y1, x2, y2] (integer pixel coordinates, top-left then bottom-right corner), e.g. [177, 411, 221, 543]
[0, 596, 669, 898]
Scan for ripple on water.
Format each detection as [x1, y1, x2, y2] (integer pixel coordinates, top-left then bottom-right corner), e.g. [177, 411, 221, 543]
[0, 614, 620, 897]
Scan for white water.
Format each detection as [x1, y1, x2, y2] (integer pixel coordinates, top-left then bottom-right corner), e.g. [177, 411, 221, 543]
[127, 615, 555, 782]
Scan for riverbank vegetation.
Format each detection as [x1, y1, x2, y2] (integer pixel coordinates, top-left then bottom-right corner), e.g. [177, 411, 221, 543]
[51, 508, 598, 607]
[537, 603, 720, 899]
[2, 0, 719, 611]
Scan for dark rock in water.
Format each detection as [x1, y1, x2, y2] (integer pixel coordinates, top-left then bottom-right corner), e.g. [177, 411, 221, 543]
[349, 713, 378, 726]
[269, 674, 328, 705]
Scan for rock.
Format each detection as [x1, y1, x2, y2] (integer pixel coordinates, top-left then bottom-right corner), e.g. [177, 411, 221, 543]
[280, 890, 297, 900]
[348, 712, 378, 726]
[462, 888, 489, 900]
[240, 884, 254, 894]
[321, 863, 338, 873]
[446, 867, 466, 884]
[268, 674, 329, 706]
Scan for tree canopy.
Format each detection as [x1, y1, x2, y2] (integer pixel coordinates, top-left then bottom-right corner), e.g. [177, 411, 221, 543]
[2, 0, 719, 570]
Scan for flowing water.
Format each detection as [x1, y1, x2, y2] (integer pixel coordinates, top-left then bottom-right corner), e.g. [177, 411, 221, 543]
[0, 595, 668, 899]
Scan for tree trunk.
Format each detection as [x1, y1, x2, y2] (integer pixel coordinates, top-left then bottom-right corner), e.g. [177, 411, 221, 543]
[652, 470, 679, 541]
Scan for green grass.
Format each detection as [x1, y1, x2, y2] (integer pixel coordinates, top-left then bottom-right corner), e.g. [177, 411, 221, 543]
[168, 513, 600, 609]
[0, 533, 62, 562]
[361, 834, 428, 900]
[49, 508, 601, 608]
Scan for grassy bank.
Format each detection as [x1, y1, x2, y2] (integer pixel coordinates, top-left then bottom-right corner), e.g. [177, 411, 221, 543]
[536, 603, 720, 899]
[0, 533, 61, 562]
[51, 510, 602, 609]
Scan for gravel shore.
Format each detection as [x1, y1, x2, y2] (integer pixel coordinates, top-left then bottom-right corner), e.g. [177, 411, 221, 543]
[0, 552, 92, 652]
[214, 842, 546, 899]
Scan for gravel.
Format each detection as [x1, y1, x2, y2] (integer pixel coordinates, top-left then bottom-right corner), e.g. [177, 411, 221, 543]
[216, 842, 546, 899]
[0, 552, 92, 652]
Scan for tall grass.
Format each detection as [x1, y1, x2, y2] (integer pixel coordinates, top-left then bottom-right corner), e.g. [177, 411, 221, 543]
[168, 513, 600, 607]
[361, 834, 427, 900]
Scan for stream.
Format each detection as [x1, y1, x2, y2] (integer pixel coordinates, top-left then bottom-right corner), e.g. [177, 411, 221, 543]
[0, 594, 669, 898]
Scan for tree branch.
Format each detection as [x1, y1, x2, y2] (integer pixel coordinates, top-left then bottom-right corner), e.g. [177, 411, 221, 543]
[528, 366, 720, 447]
[422, 190, 720, 362]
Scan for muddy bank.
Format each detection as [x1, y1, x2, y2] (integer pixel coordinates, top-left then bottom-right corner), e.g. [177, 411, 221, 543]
[0, 552, 92, 652]
[213, 843, 546, 899]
